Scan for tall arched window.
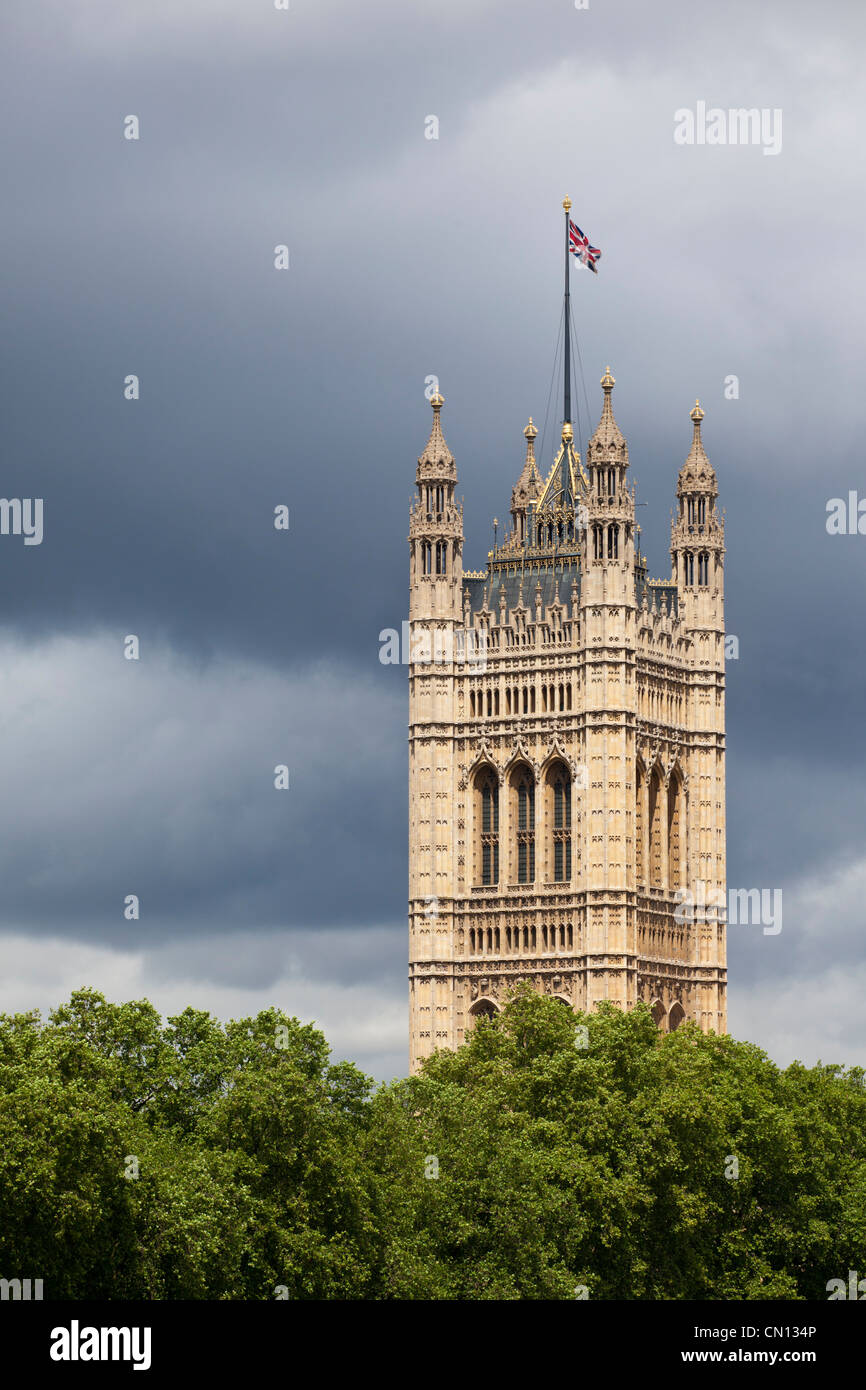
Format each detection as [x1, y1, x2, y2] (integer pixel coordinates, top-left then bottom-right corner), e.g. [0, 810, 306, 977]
[684, 552, 695, 585]
[648, 767, 664, 888]
[635, 761, 645, 887]
[552, 765, 571, 882]
[513, 767, 535, 884]
[607, 524, 619, 559]
[476, 768, 499, 886]
[698, 552, 709, 586]
[668, 774, 682, 892]
[697, 497, 706, 524]
[421, 541, 432, 575]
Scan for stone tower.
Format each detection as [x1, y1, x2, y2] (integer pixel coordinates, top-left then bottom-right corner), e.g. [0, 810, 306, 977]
[407, 376, 727, 1072]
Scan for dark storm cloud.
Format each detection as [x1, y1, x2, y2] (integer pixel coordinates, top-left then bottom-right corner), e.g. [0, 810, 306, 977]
[1, 0, 865, 1071]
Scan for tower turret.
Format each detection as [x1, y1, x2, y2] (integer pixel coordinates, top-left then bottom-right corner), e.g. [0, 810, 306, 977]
[671, 400, 724, 607]
[509, 418, 542, 544]
[584, 368, 635, 576]
[409, 392, 464, 621]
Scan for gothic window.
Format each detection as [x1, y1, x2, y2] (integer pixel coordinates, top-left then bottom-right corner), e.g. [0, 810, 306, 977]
[687, 497, 695, 525]
[537, 524, 543, 546]
[684, 552, 695, 586]
[668, 774, 682, 892]
[435, 541, 447, 575]
[648, 768, 663, 888]
[469, 999, 497, 1022]
[607, 524, 619, 559]
[697, 497, 706, 524]
[668, 1002, 685, 1032]
[597, 469, 604, 499]
[549, 762, 572, 883]
[513, 767, 535, 884]
[476, 768, 499, 886]
[421, 540, 432, 575]
[698, 552, 709, 586]
[607, 468, 615, 498]
[635, 761, 645, 887]
[651, 999, 666, 1030]
[592, 524, 602, 560]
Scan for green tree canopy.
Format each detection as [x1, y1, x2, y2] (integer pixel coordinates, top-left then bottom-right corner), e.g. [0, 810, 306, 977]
[1, 986, 863, 1299]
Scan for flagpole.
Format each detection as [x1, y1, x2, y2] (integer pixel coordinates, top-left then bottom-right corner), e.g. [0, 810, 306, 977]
[563, 194, 572, 427]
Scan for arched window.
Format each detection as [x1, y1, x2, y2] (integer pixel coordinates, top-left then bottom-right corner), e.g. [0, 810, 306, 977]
[697, 497, 706, 524]
[668, 1002, 685, 1032]
[684, 552, 695, 586]
[687, 497, 695, 525]
[648, 767, 663, 888]
[635, 761, 645, 887]
[550, 763, 571, 882]
[592, 524, 602, 560]
[513, 767, 535, 885]
[607, 524, 619, 559]
[476, 768, 499, 886]
[421, 540, 432, 575]
[651, 999, 666, 1030]
[668, 774, 682, 892]
[435, 541, 447, 575]
[469, 999, 497, 1023]
[698, 552, 709, 586]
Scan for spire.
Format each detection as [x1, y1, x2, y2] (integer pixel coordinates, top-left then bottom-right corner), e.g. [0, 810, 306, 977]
[418, 391, 455, 472]
[587, 366, 627, 462]
[678, 399, 716, 491]
[512, 418, 542, 502]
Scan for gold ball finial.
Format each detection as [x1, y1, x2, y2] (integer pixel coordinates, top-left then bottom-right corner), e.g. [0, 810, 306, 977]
[430, 391, 444, 409]
[524, 416, 538, 440]
[690, 399, 704, 424]
[561, 421, 573, 443]
[601, 366, 615, 391]
[563, 195, 572, 212]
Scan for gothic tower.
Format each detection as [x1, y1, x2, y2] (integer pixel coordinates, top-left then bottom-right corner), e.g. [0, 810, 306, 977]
[407, 235, 726, 1070]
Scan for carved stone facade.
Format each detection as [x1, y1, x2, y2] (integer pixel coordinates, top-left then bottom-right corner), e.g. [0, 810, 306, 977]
[408, 379, 726, 1072]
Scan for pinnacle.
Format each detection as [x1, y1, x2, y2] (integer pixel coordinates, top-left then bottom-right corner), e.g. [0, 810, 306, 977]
[418, 391, 454, 469]
[588, 366, 627, 459]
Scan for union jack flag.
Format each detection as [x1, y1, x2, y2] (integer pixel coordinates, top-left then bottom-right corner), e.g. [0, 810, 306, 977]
[569, 219, 601, 273]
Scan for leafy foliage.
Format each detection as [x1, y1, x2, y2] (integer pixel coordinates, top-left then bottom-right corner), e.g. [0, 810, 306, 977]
[1, 986, 864, 1299]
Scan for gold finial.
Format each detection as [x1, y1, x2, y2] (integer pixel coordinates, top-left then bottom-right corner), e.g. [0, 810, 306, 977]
[690, 399, 704, 424]
[563, 195, 572, 212]
[601, 365, 615, 391]
[561, 422, 573, 442]
[524, 417, 538, 440]
[430, 391, 444, 409]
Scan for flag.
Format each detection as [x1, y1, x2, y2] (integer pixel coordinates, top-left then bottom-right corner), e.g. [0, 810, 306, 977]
[568, 220, 601, 273]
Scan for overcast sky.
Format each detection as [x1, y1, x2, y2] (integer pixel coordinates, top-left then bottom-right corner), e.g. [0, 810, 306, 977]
[0, 0, 864, 1080]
